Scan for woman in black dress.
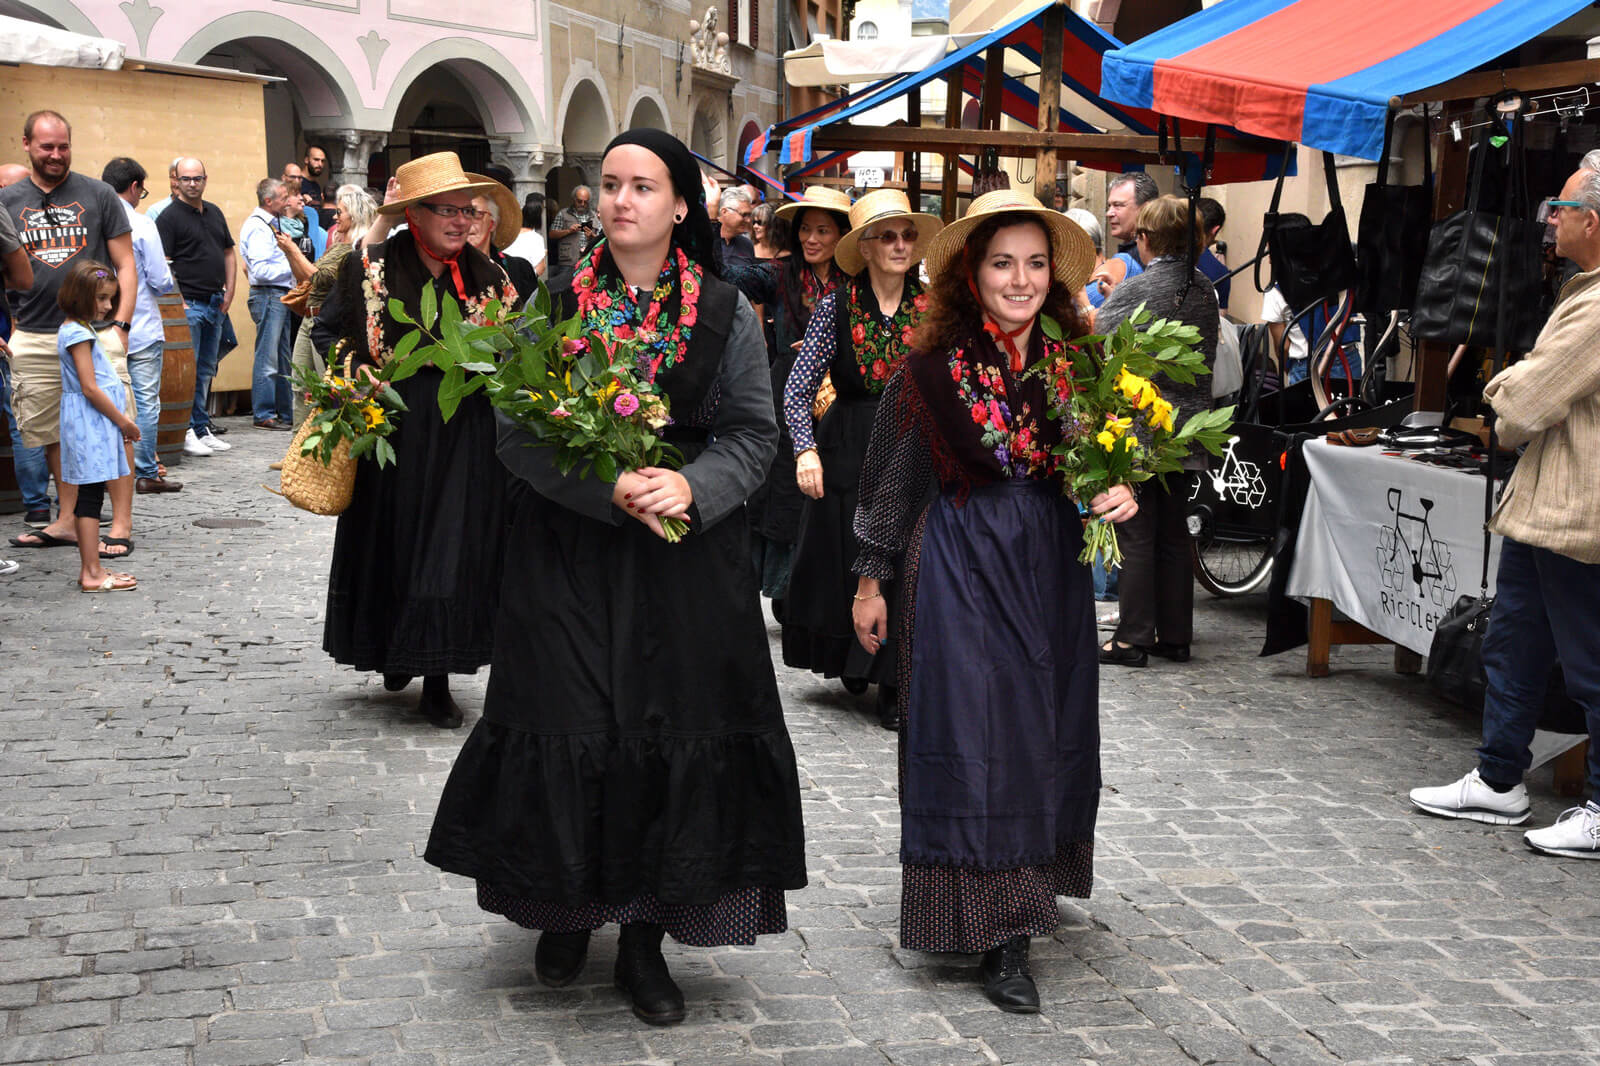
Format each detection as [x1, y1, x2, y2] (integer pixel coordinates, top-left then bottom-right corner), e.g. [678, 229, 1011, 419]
[423, 130, 806, 1027]
[726, 186, 852, 618]
[312, 153, 518, 728]
[781, 190, 941, 727]
[850, 190, 1138, 1013]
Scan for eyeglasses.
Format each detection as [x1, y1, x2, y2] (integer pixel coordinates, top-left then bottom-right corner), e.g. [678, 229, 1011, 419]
[416, 202, 485, 220]
[137, 186, 149, 200]
[862, 228, 919, 245]
[177, 176, 206, 184]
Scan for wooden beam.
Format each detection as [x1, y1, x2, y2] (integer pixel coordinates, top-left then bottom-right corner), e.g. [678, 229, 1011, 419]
[1034, 4, 1065, 201]
[942, 70, 961, 223]
[908, 82, 921, 210]
[1402, 58, 1600, 106]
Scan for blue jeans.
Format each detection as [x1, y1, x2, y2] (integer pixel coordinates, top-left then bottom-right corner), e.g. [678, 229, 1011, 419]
[1477, 537, 1600, 793]
[126, 341, 163, 479]
[0, 354, 51, 511]
[184, 292, 226, 433]
[248, 287, 293, 423]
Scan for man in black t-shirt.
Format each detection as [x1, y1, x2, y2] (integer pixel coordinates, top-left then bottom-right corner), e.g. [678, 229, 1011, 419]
[155, 157, 237, 453]
[298, 144, 328, 206]
[0, 110, 136, 550]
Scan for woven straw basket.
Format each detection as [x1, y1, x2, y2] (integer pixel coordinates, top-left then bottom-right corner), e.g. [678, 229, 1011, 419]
[278, 413, 356, 516]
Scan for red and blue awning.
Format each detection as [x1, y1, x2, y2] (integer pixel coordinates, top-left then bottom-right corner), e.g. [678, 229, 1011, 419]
[747, 0, 1290, 188]
[1101, 0, 1595, 161]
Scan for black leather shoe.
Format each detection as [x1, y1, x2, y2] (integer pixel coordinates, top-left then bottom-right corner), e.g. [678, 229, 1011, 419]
[382, 673, 413, 692]
[1149, 641, 1191, 662]
[876, 684, 899, 731]
[1099, 641, 1148, 667]
[418, 689, 463, 729]
[980, 936, 1039, 1013]
[534, 929, 590, 987]
[614, 923, 685, 1025]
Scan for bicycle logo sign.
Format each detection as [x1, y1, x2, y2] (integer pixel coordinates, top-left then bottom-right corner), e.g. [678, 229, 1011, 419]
[1190, 436, 1267, 509]
[1376, 487, 1458, 630]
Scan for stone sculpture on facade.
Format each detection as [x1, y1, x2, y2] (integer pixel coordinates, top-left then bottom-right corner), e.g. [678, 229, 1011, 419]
[689, 6, 731, 74]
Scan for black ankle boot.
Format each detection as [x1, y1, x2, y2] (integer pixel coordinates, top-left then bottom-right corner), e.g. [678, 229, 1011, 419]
[614, 922, 685, 1025]
[876, 684, 899, 731]
[418, 676, 463, 729]
[382, 672, 413, 692]
[979, 936, 1039, 1013]
[534, 929, 590, 987]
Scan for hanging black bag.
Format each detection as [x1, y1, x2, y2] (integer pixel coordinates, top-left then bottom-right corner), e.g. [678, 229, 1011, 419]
[1357, 107, 1433, 315]
[1254, 148, 1360, 309]
[1411, 111, 1545, 351]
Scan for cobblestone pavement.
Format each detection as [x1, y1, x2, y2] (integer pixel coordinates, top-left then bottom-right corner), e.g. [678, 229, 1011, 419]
[2, 418, 1597, 1066]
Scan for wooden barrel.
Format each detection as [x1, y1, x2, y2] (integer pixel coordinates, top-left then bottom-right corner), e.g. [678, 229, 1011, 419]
[156, 294, 197, 467]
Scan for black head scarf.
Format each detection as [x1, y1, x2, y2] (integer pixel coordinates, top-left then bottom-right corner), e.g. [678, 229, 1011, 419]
[602, 129, 720, 277]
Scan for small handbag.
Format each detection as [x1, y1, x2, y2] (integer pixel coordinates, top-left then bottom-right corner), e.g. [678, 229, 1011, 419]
[1254, 149, 1360, 310]
[281, 277, 315, 317]
[1427, 593, 1492, 710]
[812, 371, 836, 421]
[1411, 113, 1545, 351]
[1357, 107, 1433, 316]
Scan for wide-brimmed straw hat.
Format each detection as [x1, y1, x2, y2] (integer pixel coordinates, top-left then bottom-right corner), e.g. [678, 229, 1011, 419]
[833, 189, 944, 275]
[774, 185, 853, 224]
[923, 189, 1097, 292]
[378, 152, 496, 215]
[465, 173, 522, 249]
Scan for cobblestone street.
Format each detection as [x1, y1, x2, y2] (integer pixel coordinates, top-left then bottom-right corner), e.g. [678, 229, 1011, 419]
[2, 419, 1596, 1066]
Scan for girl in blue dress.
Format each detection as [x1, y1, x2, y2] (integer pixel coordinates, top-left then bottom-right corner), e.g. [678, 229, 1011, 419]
[55, 260, 139, 593]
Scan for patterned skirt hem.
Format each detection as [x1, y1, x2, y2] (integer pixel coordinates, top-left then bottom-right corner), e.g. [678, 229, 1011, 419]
[476, 882, 790, 948]
[898, 839, 1094, 955]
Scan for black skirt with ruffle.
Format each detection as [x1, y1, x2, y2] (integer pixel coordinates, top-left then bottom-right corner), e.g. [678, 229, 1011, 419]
[423, 477, 808, 931]
[322, 369, 507, 676]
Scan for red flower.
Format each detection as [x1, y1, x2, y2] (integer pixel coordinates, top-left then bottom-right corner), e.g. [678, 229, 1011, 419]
[851, 324, 866, 345]
[950, 365, 963, 382]
[593, 290, 612, 310]
[872, 360, 887, 380]
[913, 294, 929, 312]
[900, 326, 914, 345]
[971, 403, 988, 424]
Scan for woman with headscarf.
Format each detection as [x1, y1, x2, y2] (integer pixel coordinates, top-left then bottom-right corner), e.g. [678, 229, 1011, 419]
[311, 154, 518, 728]
[850, 191, 1138, 1013]
[781, 190, 940, 728]
[724, 186, 852, 619]
[423, 129, 806, 1027]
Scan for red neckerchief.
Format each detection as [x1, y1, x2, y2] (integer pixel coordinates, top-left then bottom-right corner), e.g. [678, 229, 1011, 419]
[967, 278, 1032, 372]
[405, 208, 468, 299]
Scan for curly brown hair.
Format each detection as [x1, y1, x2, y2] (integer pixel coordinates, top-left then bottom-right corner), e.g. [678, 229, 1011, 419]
[914, 213, 1088, 354]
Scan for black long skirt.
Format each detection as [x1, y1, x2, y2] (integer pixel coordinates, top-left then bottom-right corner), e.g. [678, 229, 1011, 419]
[782, 397, 892, 683]
[423, 480, 808, 945]
[896, 480, 1099, 954]
[322, 369, 507, 676]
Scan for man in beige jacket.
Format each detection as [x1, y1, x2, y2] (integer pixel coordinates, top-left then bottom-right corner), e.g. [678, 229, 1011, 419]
[1410, 166, 1600, 858]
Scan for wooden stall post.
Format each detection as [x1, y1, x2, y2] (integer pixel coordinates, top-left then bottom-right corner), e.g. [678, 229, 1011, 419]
[908, 84, 922, 211]
[941, 68, 962, 221]
[1035, 5, 1065, 202]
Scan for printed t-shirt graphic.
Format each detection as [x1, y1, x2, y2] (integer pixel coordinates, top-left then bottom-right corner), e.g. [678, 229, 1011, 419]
[19, 200, 90, 268]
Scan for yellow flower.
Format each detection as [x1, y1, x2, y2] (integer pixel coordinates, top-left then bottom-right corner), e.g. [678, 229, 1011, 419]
[1137, 382, 1159, 410]
[1116, 369, 1151, 403]
[1096, 429, 1119, 451]
[597, 380, 621, 408]
[361, 403, 384, 429]
[1147, 398, 1175, 433]
[1104, 414, 1133, 437]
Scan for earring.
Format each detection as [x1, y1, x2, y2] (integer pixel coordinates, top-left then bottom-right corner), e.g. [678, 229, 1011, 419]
[674, 213, 685, 223]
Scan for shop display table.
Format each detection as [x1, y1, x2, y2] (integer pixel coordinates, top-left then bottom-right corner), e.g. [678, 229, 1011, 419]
[1288, 438, 1500, 674]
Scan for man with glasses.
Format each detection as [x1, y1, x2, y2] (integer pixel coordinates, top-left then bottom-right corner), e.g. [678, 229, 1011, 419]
[105, 157, 181, 492]
[156, 157, 238, 453]
[1088, 171, 1159, 308]
[715, 186, 756, 269]
[549, 185, 601, 291]
[1, 110, 138, 554]
[1410, 167, 1600, 858]
[239, 178, 296, 429]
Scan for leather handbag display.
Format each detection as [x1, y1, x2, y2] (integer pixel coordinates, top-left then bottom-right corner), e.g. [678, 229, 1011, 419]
[1357, 107, 1433, 316]
[1410, 117, 1544, 351]
[1254, 149, 1360, 310]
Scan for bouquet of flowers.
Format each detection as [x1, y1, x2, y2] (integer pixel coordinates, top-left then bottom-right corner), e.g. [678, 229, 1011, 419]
[290, 343, 408, 468]
[388, 284, 690, 541]
[1032, 306, 1235, 569]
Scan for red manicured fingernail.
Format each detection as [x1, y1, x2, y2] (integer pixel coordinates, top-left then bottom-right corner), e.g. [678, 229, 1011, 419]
[624, 493, 632, 499]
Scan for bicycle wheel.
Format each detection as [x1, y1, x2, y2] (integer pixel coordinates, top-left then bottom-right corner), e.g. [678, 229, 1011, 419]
[1191, 534, 1275, 597]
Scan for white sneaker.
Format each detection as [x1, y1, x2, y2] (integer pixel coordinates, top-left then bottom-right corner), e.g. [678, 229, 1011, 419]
[1524, 804, 1600, 859]
[197, 429, 231, 452]
[0, 558, 18, 576]
[183, 429, 215, 456]
[1409, 769, 1531, 825]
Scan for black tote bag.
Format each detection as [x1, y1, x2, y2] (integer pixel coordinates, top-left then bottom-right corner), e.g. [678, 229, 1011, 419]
[1254, 149, 1360, 309]
[1357, 108, 1433, 315]
[1411, 120, 1545, 351]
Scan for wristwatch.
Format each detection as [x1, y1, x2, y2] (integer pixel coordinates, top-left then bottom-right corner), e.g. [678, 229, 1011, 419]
[110, 320, 132, 331]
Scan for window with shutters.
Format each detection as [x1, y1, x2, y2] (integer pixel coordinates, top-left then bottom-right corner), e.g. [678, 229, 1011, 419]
[728, 0, 756, 48]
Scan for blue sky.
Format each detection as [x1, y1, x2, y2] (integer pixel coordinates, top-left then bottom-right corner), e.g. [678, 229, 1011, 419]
[912, 0, 949, 18]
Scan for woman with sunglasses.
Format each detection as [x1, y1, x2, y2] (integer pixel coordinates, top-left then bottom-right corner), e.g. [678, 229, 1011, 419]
[312, 153, 519, 728]
[780, 190, 941, 726]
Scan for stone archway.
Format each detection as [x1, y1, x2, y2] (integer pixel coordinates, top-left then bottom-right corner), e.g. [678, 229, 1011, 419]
[559, 77, 613, 185]
[627, 93, 671, 133]
[689, 102, 724, 168]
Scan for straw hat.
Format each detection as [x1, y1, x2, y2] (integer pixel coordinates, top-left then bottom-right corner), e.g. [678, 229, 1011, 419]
[923, 189, 1097, 292]
[773, 185, 853, 223]
[377, 152, 495, 215]
[833, 189, 944, 276]
[465, 173, 522, 249]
